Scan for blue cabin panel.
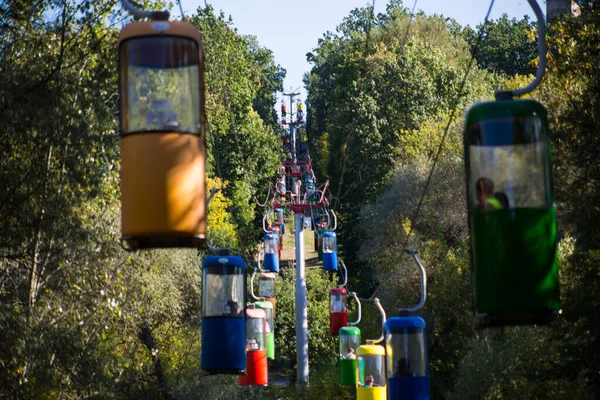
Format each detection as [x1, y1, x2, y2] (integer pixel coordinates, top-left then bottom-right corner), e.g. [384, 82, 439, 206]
[263, 253, 280, 272]
[323, 251, 338, 271]
[201, 317, 245, 374]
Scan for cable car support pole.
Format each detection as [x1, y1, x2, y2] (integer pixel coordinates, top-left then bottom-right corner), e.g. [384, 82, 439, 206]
[294, 179, 309, 383]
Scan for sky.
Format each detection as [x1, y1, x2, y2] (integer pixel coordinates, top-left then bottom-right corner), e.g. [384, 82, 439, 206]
[180, 0, 536, 103]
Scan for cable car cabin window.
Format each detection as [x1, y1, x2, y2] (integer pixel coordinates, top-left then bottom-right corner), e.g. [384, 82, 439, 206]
[120, 37, 201, 135]
[246, 318, 266, 351]
[202, 265, 244, 317]
[259, 278, 275, 298]
[323, 236, 336, 253]
[358, 354, 385, 387]
[340, 334, 360, 359]
[330, 293, 347, 313]
[262, 307, 274, 333]
[386, 327, 427, 377]
[468, 117, 553, 212]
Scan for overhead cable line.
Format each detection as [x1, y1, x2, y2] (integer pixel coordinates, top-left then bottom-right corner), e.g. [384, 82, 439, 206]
[402, 0, 418, 45]
[332, 0, 376, 210]
[365, 0, 497, 302]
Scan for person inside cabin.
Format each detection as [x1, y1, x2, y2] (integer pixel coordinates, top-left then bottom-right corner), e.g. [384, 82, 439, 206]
[247, 338, 259, 351]
[494, 191, 510, 208]
[262, 283, 272, 297]
[394, 357, 412, 376]
[364, 375, 375, 388]
[474, 177, 503, 211]
[146, 99, 180, 131]
[324, 245, 333, 253]
[343, 346, 356, 360]
[331, 294, 345, 312]
[226, 300, 241, 316]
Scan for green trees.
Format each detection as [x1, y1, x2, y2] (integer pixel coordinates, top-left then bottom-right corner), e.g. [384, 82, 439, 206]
[2, 0, 599, 397]
[305, 2, 600, 399]
[1, 2, 284, 398]
[463, 14, 537, 76]
[190, 6, 282, 258]
[305, 3, 493, 295]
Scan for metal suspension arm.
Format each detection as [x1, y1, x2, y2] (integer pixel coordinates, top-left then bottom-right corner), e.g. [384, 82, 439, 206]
[257, 248, 264, 271]
[330, 209, 337, 231]
[347, 292, 362, 326]
[399, 249, 427, 313]
[372, 298, 387, 344]
[250, 265, 264, 302]
[263, 212, 270, 233]
[339, 260, 348, 287]
[496, 0, 546, 99]
[120, 0, 169, 19]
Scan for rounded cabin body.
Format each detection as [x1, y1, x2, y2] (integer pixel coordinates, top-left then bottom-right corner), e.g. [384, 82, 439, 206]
[464, 100, 560, 327]
[258, 272, 277, 318]
[274, 208, 285, 235]
[316, 223, 327, 261]
[340, 327, 361, 386]
[201, 255, 246, 374]
[238, 306, 268, 386]
[385, 316, 430, 400]
[330, 287, 348, 335]
[254, 301, 275, 359]
[118, 20, 206, 249]
[322, 231, 338, 271]
[269, 225, 283, 258]
[357, 344, 386, 400]
[263, 233, 280, 272]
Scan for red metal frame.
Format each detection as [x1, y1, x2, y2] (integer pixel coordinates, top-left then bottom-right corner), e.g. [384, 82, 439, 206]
[282, 159, 312, 178]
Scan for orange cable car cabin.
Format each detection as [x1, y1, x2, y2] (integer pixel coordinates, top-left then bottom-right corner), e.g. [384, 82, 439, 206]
[118, 17, 207, 249]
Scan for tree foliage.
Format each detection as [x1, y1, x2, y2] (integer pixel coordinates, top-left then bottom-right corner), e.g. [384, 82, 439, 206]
[0, 2, 284, 398]
[463, 13, 537, 76]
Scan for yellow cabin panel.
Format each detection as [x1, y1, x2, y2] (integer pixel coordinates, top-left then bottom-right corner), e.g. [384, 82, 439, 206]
[357, 387, 386, 400]
[120, 133, 206, 240]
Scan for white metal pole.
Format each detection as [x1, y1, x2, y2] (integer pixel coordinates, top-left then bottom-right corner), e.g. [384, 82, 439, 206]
[294, 185, 308, 383]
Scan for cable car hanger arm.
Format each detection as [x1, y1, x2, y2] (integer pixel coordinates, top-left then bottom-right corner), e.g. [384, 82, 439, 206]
[495, 0, 545, 100]
[250, 264, 264, 302]
[330, 209, 337, 232]
[254, 185, 272, 207]
[206, 188, 219, 208]
[339, 260, 348, 288]
[120, 0, 169, 20]
[347, 292, 362, 326]
[371, 298, 387, 344]
[399, 249, 427, 313]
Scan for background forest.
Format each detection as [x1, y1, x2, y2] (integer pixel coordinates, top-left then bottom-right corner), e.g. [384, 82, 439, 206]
[1, 0, 598, 399]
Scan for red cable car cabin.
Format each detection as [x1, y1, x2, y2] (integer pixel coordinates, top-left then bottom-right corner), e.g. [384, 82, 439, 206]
[330, 287, 348, 335]
[239, 305, 268, 386]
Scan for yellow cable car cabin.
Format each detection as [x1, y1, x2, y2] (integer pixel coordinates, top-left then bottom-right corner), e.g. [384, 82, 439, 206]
[118, 18, 207, 249]
[357, 342, 386, 400]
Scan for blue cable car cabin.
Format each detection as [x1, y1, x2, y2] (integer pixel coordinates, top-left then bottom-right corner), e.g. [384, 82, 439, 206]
[385, 316, 430, 400]
[322, 231, 338, 271]
[201, 255, 246, 374]
[263, 233, 280, 272]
